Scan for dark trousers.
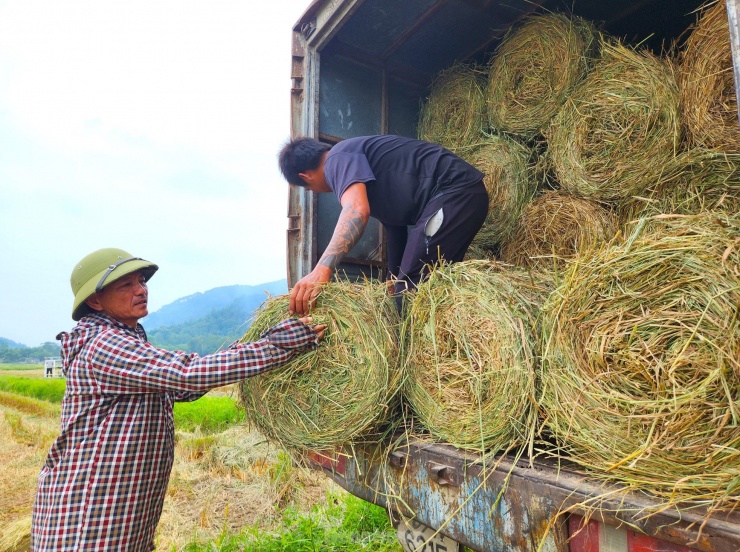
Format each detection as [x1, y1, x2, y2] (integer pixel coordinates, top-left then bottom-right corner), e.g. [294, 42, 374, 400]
[384, 180, 488, 307]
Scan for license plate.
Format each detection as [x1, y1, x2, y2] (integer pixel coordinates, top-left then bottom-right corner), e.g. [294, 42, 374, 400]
[396, 518, 462, 552]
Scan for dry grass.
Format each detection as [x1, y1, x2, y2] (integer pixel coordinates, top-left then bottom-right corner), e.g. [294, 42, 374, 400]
[547, 40, 681, 202]
[0, 400, 59, 552]
[678, 0, 740, 152]
[403, 260, 551, 454]
[239, 281, 403, 457]
[618, 147, 740, 226]
[461, 133, 537, 254]
[418, 62, 487, 152]
[0, 395, 337, 552]
[539, 213, 740, 512]
[157, 425, 333, 550]
[500, 190, 618, 271]
[486, 12, 600, 139]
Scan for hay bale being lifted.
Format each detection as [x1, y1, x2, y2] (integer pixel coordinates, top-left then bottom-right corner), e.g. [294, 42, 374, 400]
[418, 62, 487, 153]
[239, 281, 402, 454]
[461, 133, 537, 254]
[547, 40, 681, 202]
[403, 261, 551, 453]
[679, 0, 740, 152]
[486, 13, 600, 140]
[539, 213, 740, 511]
[500, 190, 618, 270]
[618, 147, 740, 225]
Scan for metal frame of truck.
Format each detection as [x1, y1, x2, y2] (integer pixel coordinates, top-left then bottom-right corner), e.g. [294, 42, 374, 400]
[285, 1, 740, 550]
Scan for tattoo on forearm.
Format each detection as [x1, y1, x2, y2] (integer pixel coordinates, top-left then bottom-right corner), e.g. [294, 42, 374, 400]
[318, 205, 367, 270]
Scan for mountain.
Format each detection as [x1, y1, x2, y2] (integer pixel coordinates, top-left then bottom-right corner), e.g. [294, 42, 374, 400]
[144, 280, 288, 355]
[144, 280, 287, 329]
[0, 337, 26, 349]
[0, 280, 289, 361]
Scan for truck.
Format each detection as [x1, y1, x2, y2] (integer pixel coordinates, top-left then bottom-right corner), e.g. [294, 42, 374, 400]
[285, 1, 740, 551]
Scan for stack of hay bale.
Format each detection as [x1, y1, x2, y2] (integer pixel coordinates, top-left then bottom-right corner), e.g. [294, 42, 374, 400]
[411, 1, 740, 513]
[240, 2, 740, 516]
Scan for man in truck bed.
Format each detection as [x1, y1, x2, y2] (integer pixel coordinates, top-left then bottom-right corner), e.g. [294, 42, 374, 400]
[279, 134, 488, 314]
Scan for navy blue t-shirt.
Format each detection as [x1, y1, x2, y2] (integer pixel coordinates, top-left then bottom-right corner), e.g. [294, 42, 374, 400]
[323, 135, 485, 226]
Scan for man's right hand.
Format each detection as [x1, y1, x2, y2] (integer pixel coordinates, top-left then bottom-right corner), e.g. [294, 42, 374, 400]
[289, 265, 332, 316]
[298, 316, 327, 340]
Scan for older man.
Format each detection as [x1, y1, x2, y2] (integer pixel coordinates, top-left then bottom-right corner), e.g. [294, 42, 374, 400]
[278, 134, 488, 315]
[31, 247, 325, 551]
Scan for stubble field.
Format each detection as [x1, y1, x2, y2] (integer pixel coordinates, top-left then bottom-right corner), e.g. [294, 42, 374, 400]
[0, 365, 400, 551]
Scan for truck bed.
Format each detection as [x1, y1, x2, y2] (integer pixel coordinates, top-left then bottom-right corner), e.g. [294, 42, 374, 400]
[309, 437, 740, 552]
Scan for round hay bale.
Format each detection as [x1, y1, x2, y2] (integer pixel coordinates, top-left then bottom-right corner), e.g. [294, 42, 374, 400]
[619, 147, 740, 225]
[403, 260, 551, 452]
[239, 281, 402, 452]
[486, 13, 600, 140]
[547, 40, 681, 202]
[500, 190, 618, 270]
[679, 0, 740, 152]
[540, 213, 740, 510]
[418, 62, 487, 152]
[461, 133, 538, 253]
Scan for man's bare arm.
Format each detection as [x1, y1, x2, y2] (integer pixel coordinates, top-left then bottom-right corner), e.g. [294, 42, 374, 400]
[289, 182, 370, 315]
[318, 202, 368, 270]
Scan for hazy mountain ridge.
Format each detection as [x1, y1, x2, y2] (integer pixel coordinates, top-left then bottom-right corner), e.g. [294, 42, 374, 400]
[144, 280, 287, 329]
[0, 279, 288, 360]
[0, 337, 27, 349]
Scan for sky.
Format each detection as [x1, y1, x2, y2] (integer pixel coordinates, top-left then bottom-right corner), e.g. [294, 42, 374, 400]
[0, 0, 313, 346]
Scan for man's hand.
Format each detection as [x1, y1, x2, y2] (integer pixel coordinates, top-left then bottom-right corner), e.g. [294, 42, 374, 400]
[290, 182, 370, 316]
[290, 265, 332, 316]
[298, 316, 327, 340]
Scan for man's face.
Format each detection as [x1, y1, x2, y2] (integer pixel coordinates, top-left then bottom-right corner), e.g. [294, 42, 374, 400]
[299, 152, 331, 193]
[86, 270, 149, 327]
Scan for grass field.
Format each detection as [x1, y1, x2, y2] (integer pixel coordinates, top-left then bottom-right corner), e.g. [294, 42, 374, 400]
[0, 365, 401, 551]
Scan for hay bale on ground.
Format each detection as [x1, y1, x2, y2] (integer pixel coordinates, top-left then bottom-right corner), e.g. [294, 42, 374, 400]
[679, 0, 740, 152]
[239, 281, 402, 454]
[547, 40, 681, 202]
[486, 12, 600, 140]
[500, 190, 618, 270]
[539, 213, 740, 511]
[418, 62, 487, 152]
[403, 260, 551, 453]
[461, 133, 538, 254]
[618, 147, 740, 225]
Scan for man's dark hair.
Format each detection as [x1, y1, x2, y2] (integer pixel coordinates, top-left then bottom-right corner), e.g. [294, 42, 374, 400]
[278, 136, 332, 186]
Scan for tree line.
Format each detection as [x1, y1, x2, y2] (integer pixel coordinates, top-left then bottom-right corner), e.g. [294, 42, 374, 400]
[0, 342, 62, 364]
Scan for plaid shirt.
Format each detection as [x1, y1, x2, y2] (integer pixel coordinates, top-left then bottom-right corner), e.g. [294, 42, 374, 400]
[31, 312, 318, 551]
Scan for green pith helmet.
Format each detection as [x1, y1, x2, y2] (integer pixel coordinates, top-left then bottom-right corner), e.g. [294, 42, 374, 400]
[70, 248, 159, 321]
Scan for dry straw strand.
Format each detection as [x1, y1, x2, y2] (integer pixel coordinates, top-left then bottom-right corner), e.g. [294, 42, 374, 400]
[486, 12, 601, 140]
[239, 281, 402, 456]
[418, 62, 487, 152]
[500, 190, 618, 271]
[539, 213, 740, 512]
[547, 40, 681, 202]
[679, 0, 740, 152]
[618, 147, 740, 225]
[403, 260, 551, 454]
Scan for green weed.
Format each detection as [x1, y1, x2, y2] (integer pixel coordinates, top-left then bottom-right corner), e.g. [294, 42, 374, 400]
[0, 363, 41, 371]
[0, 376, 66, 402]
[177, 491, 401, 551]
[0, 375, 243, 433]
[174, 396, 245, 433]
